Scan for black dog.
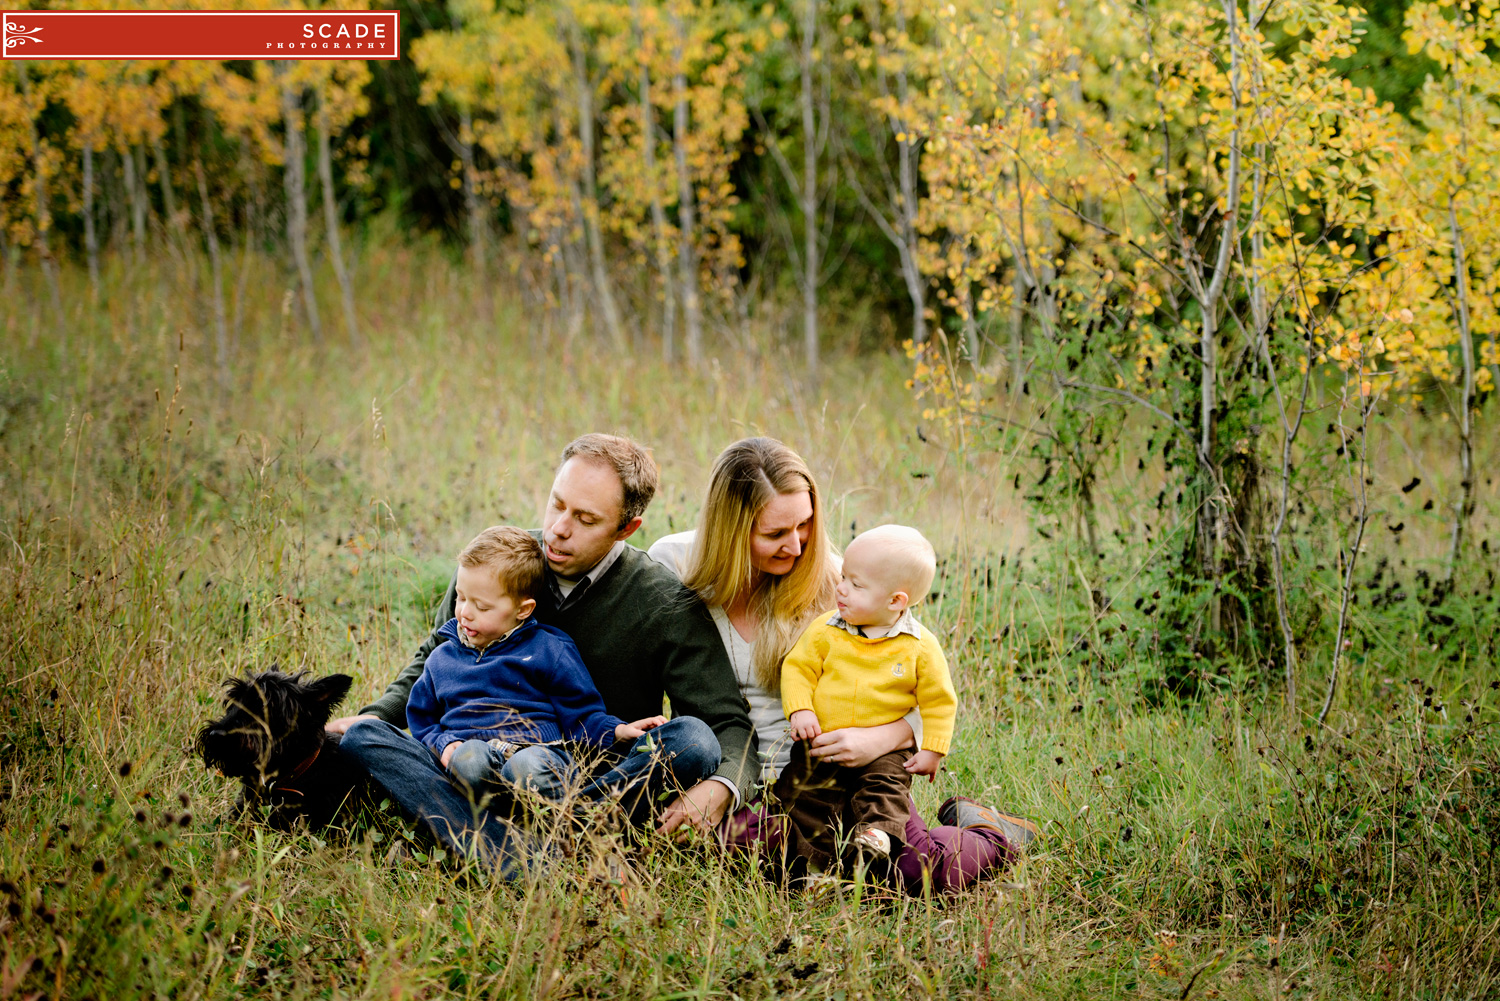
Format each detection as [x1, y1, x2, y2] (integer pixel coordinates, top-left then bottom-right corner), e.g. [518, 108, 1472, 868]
[196, 669, 367, 831]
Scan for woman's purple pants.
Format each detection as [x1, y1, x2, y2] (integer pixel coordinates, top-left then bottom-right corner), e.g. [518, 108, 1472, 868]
[720, 796, 1015, 895]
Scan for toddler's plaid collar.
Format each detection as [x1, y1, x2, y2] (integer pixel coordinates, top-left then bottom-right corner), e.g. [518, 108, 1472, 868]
[826, 609, 921, 640]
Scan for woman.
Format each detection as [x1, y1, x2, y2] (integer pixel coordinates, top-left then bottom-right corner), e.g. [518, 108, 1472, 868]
[649, 437, 1036, 894]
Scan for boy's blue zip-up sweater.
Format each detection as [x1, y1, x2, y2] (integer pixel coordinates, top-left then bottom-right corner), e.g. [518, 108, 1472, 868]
[406, 617, 628, 754]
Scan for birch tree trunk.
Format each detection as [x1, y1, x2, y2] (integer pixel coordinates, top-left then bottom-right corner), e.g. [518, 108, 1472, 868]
[961, 277, 979, 364]
[1186, 0, 1243, 630]
[82, 144, 100, 301]
[133, 146, 152, 253]
[153, 135, 194, 285]
[635, 0, 677, 363]
[123, 145, 147, 264]
[1247, 149, 1305, 712]
[230, 141, 259, 355]
[891, 2, 925, 346]
[854, 0, 926, 347]
[1445, 195, 1476, 586]
[566, 14, 627, 349]
[195, 159, 231, 391]
[799, 0, 821, 380]
[151, 136, 178, 227]
[670, 6, 701, 364]
[561, 229, 589, 342]
[104, 148, 127, 252]
[280, 76, 322, 342]
[317, 94, 360, 347]
[458, 105, 487, 277]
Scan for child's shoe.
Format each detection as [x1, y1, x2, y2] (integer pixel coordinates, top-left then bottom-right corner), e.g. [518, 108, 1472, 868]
[937, 796, 1039, 848]
[850, 828, 899, 888]
[486, 738, 524, 760]
[852, 827, 891, 858]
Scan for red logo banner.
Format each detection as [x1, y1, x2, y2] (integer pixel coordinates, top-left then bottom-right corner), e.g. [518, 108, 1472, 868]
[1, 9, 400, 59]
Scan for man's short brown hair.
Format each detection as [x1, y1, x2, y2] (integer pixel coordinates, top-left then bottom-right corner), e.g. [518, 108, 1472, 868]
[458, 526, 546, 600]
[560, 433, 659, 528]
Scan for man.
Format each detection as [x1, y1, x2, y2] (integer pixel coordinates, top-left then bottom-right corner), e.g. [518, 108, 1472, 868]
[330, 434, 754, 873]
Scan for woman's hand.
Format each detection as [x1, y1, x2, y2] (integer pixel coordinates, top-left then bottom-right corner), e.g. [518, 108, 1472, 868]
[806, 718, 915, 769]
[656, 780, 732, 839]
[440, 742, 458, 769]
[615, 715, 669, 743]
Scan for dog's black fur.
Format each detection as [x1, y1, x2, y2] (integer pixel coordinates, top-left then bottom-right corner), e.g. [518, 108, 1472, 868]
[196, 669, 368, 831]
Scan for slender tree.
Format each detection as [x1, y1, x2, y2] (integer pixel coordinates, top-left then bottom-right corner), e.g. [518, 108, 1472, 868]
[280, 71, 322, 341]
[194, 158, 231, 390]
[670, 3, 704, 362]
[317, 89, 360, 346]
[846, 0, 928, 346]
[564, 5, 628, 348]
[627, 0, 678, 360]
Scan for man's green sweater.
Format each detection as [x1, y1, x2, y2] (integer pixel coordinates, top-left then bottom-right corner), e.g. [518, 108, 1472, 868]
[361, 543, 757, 794]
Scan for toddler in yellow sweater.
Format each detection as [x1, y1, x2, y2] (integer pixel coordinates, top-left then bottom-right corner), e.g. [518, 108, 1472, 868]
[774, 524, 957, 872]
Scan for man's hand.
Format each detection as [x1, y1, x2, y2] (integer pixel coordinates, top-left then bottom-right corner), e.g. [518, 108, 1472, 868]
[615, 715, 669, 743]
[904, 749, 944, 780]
[327, 713, 378, 736]
[656, 779, 732, 839]
[440, 742, 458, 769]
[807, 719, 915, 768]
[788, 709, 822, 742]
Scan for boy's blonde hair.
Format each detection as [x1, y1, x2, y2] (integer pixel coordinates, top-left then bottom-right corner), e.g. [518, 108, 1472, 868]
[853, 524, 937, 604]
[458, 527, 546, 600]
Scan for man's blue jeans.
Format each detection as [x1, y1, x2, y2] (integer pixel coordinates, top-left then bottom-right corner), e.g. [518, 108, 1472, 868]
[340, 717, 721, 878]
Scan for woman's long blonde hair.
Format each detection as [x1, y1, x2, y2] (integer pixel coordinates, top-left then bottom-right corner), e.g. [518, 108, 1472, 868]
[682, 437, 840, 691]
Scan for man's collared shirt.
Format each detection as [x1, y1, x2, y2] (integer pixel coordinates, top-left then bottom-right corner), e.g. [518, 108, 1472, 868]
[827, 608, 922, 641]
[548, 540, 627, 610]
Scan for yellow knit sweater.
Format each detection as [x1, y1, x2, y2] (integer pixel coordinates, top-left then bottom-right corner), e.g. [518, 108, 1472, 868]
[780, 612, 957, 755]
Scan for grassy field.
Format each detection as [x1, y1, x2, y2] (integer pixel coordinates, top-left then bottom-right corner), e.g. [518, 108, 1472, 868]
[2, 250, 1498, 999]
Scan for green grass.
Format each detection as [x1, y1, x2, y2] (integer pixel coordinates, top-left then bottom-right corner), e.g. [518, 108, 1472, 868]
[1, 247, 1498, 998]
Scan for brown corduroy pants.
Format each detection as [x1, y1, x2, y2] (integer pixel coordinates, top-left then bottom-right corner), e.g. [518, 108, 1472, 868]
[772, 742, 913, 871]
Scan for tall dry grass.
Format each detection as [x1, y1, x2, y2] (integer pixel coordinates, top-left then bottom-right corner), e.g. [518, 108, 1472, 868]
[0, 246, 1497, 998]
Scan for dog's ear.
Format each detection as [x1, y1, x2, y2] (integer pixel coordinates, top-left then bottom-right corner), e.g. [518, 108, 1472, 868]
[306, 674, 354, 712]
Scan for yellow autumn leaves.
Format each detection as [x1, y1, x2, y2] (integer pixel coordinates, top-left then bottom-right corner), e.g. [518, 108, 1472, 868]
[900, 0, 1495, 432]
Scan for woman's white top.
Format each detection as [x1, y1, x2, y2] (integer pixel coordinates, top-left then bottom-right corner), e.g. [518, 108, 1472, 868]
[648, 530, 922, 785]
[648, 532, 795, 784]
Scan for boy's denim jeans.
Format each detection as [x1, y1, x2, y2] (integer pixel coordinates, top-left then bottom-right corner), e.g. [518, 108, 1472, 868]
[339, 716, 720, 878]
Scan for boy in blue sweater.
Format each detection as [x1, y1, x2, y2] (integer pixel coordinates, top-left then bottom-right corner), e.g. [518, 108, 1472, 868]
[407, 526, 666, 810]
